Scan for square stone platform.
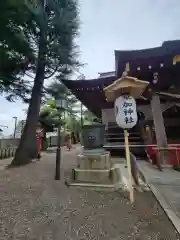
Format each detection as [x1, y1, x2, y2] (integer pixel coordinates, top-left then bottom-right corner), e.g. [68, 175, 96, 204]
[67, 150, 122, 189]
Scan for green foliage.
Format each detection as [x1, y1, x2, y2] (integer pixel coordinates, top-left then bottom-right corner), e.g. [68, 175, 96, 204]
[66, 115, 81, 133]
[83, 109, 96, 123]
[40, 81, 79, 132]
[0, 0, 80, 102]
[0, 0, 35, 100]
[39, 101, 63, 132]
[42, 81, 97, 133]
[46, 80, 79, 113]
[10, 0, 80, 165]
[29, 0, 80, 80]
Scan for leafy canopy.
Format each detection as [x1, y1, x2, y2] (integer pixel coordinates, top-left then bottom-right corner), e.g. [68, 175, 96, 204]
[0, 0, 35, 100]
[0, 0, 80, 102]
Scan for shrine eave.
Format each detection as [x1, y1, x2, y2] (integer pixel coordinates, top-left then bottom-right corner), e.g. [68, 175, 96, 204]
[61, 76, 116, 117]
[62, 76, 115, 90]
[115, 40, 180, 78]
[62, 77, 180, 117]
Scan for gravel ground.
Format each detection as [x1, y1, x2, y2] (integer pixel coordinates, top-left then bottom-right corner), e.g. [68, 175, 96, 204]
[0, 146, 179, 240]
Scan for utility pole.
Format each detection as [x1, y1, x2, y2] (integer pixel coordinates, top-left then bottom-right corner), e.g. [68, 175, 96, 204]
[54, 96, 66, 180]
[13, 117, 18, 139]
[55, 111, 61, 180]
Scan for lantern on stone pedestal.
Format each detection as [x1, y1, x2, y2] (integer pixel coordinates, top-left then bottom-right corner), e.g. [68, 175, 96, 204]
[104, 65, 149, 203]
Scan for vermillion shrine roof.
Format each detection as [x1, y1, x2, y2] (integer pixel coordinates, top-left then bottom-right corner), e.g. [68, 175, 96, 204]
[62, 40, 180, 117]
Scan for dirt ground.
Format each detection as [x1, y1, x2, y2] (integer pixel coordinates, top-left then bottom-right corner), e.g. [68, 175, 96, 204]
[0, 146, 179, 239]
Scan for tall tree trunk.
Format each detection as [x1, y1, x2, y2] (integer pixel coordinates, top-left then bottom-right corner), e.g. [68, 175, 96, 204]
[11, 32, 46, 166]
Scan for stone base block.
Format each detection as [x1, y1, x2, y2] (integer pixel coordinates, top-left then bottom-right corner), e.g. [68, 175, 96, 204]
[65, 181, 123, 191]
[72, 166, 121, 185]
[77, 152, 111, 170]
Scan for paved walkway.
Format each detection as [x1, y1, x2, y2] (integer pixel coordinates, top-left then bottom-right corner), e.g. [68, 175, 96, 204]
[0, 146, 179, 239]
[137, 161, 180, 235]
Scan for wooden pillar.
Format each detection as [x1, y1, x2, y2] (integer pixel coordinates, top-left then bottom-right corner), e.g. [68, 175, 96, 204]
[144, 125, 153, 145]
[151, 94, 168, 164]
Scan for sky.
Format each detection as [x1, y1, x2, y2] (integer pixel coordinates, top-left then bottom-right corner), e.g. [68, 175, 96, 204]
[0, 0, 180, 136]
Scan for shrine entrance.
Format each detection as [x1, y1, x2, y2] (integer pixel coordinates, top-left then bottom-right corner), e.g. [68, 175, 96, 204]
[163, 105, 180, 144]
[103, 110, 147, 159]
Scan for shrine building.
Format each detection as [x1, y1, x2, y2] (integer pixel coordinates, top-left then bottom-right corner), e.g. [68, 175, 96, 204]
[62, 40, 180, 167]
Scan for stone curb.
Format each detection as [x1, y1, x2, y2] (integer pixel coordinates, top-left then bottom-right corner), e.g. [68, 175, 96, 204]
[149, 184, 180, 235]
[138, 166, 180, 235]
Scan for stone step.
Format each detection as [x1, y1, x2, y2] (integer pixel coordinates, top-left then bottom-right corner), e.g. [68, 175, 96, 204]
[105, 139, 142, 143]
[72, 166, 121, 185]
[105, 132, 140, 136]
[105, 137, 141, 140]
[104, 142, 144, 148]
[65, 181, 123, 191]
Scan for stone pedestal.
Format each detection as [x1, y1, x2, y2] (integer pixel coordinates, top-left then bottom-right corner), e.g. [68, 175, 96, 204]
[68, 150, 122, 189]
[77, 152, 111, 169]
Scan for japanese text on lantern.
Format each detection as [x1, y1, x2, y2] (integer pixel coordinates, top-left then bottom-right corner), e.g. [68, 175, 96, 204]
[122, 95, 134, 124]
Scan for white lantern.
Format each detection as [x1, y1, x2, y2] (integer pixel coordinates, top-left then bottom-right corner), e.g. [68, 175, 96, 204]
[115, 95, 137, 129]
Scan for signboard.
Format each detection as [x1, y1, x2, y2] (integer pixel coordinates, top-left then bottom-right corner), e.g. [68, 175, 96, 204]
[115, 95, 137, 129]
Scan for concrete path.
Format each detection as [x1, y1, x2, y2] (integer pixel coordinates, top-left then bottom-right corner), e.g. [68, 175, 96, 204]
[0, 146, 179, 239]
[137, 161, 180, 235]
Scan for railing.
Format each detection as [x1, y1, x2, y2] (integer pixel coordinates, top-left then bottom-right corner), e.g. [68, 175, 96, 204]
[0, 147, 17, 159]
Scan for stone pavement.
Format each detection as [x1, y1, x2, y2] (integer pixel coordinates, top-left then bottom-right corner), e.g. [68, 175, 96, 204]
[137, 161, 180, 235]
[0, 146, 179, 239]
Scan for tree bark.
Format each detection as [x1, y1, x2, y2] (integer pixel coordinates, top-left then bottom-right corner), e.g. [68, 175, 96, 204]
[11, 32, 47, 166]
